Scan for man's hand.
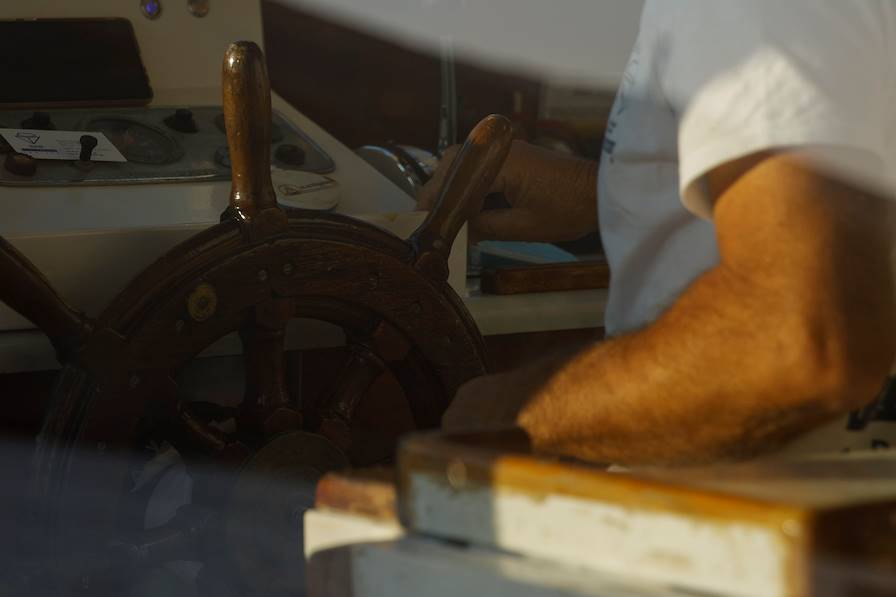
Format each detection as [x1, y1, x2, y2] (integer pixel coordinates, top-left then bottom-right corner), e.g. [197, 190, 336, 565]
[442, 359, 564, 432]
[417, 141, 598, 243]
[442, 373, 521, 431]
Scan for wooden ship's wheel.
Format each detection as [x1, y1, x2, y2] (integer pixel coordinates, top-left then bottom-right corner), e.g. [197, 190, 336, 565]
[0, 42, 512, 595]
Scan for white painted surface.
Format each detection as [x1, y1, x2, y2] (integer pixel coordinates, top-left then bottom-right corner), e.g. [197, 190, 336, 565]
[406, 474, 790, 597]
[323, 536, 691, 597]
[0, 90, 417, 237]
[465, 285, 606, 337]
[303, 509, 403, 560]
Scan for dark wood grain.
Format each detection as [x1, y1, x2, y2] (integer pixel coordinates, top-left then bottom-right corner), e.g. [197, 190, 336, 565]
[222, 41, 285, 236]
[240, 297, 300, 435]
[480, 259, 611, 295]
[315, 468, 398, 523]
[411, 114, 514, 281]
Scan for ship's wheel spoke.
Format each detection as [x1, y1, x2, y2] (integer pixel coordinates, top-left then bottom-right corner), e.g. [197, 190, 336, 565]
[368, 319, 448, 428]
[170, 401, 248, 464]
[317, 337, 388, 450]
[370, 319, 411, 364]
[238, 297, 301, 436]
[156, 400, 249, 518]
[391, 350, 448, 429]
[185, 401, 238, 424]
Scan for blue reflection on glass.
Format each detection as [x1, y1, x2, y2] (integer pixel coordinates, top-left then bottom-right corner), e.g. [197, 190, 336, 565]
[142, 0, 162, 19]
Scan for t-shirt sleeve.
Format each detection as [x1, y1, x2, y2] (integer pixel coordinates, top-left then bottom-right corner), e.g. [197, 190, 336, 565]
[661, 1, 892, 218]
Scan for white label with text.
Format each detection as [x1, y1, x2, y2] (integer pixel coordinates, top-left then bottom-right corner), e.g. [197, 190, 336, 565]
[0, 129, 127, 162]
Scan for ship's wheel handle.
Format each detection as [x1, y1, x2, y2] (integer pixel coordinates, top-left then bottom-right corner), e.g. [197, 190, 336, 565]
[0, 236, 92, 360]
[222, 40, 287, 239]
[411, 114, 514, 281]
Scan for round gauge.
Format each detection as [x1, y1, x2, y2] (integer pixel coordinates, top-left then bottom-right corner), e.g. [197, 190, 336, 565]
[85, 118, 183, 165]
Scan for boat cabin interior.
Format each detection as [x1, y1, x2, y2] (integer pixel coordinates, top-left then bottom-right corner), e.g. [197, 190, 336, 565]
[1, 2, 894, 596]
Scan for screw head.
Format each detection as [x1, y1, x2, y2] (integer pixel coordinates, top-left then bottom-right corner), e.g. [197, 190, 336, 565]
[282, 262, 294, 275]
[129, 374, 140, 389]
[187, 283, 218, 322]
[781, 518, 802, 538]
[187, 0, 209, 18]
[257, 269, 269, 282]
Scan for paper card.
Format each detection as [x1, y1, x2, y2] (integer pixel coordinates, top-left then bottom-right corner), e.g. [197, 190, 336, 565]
[0, 129, 127, 162]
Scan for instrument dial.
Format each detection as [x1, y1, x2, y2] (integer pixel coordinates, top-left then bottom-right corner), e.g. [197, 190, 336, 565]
[86, 118, 183, 164]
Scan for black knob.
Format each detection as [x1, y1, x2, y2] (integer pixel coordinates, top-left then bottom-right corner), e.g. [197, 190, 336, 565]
[79, 135, 98, 162]
[275, 143, 306, 167]
[5, 152, 37, 177]
[21, 111, 55, 130]
[164, 108, 199, 133]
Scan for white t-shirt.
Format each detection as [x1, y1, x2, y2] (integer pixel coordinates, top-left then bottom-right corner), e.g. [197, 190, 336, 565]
[598, 0, 896, 455]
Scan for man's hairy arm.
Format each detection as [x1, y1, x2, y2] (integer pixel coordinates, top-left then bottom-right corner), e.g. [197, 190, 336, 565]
[444, 152, 896, 465]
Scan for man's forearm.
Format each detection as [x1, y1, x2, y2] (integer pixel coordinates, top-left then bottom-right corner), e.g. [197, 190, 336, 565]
[514, 265, 850, 465]
[514, 148, 599, 226]
[513, 161, 896, 465]
[470, 142, 600, 242]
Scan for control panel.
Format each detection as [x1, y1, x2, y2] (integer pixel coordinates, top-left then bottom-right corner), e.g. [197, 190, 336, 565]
[0, 106, 335, 185]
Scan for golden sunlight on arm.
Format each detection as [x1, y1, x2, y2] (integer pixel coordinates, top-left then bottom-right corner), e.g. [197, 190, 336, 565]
[444, 151, 896, 465]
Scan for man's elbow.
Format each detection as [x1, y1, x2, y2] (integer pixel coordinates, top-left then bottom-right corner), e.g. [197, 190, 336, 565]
[791, 316, 896, 416]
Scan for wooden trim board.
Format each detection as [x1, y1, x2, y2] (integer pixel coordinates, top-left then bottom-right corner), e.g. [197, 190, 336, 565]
[480, 260, 610, 295]
[397, 431, 896, 597]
